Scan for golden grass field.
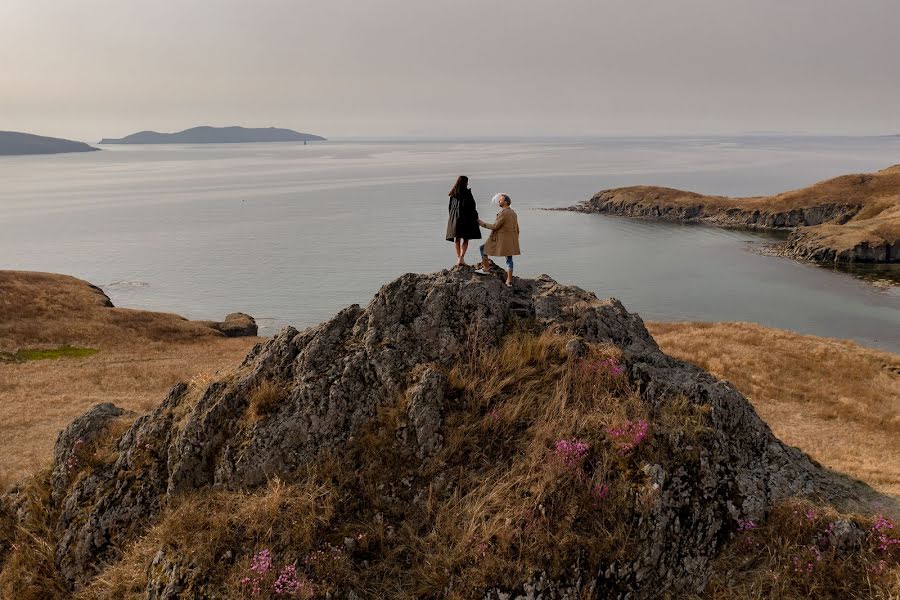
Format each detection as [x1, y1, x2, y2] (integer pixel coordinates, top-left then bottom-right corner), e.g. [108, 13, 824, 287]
[648, 321, 900, 496]
[0, 271, 260, 488]
[0, 270, 897, 503]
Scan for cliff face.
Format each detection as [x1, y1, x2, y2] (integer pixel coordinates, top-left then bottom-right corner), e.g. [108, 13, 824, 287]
[564, 166, 900, 265]
[1, 269, 893, 598]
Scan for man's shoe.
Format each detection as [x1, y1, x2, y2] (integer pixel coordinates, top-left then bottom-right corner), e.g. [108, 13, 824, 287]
[474, 268, 489, 275]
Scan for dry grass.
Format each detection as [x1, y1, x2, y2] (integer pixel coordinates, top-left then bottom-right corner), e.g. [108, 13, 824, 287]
[249, 379, 288, 420]
[702, 498, 900, 599]
[0, 471, 68, 600]
[0, 271, 227, 352]
[0, 271, 261, 488]
[648, 321, 900, 496]
[75, 478, 333, 599]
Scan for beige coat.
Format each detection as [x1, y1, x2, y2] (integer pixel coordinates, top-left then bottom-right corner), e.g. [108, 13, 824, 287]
[482, 207, 520, 256]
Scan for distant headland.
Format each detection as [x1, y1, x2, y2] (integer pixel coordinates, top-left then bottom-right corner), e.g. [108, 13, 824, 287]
[0, 131, 100, 156]
[557, 164, 900, 265]
[99, 126, 326, 145]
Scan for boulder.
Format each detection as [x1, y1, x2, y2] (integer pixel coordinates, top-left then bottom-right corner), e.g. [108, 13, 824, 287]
[200, 312, 258, 337]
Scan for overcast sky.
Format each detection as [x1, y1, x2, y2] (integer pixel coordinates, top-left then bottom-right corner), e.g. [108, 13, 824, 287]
[2, 0, 899, 141]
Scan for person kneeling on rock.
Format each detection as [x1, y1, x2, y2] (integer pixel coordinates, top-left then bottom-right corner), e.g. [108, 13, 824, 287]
[475, 193, 520, 288]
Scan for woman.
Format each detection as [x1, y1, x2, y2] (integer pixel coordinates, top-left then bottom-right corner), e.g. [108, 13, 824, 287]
[445, 175, 481, 266]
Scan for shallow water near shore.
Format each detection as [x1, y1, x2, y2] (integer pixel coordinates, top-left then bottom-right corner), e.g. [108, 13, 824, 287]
[1, 136, 899, 351]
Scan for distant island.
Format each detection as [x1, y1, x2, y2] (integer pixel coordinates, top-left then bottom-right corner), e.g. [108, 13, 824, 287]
[99, 126, 326, 145]
[0, 131, 99, 156]
[558, 165, 900, 265]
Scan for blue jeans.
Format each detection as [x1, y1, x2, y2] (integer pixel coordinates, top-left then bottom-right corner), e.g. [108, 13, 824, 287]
[480, 245, 513, 270]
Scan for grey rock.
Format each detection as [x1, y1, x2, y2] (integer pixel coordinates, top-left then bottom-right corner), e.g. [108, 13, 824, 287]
[199, 312, 259, 337]
[826, 519, 866, 552]
[50, 402, 132, 503]
[404, 368, 448, 459]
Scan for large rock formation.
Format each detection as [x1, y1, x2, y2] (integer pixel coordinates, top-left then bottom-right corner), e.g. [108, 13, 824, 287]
[2, 268, 893, 598]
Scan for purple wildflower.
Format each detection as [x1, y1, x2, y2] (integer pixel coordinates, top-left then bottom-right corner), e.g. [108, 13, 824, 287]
[251, 549, 273, 575]
[736, 519, 757, 532]
[591, 482, 610, 502]
[553, 439, 589, 469]
[872, 516, 899, 552]
[606, 419, 649, 453]
[273, 564, 300, 596]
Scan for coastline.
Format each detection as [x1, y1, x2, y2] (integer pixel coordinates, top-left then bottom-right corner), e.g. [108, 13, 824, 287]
[554, 164, 900, 279]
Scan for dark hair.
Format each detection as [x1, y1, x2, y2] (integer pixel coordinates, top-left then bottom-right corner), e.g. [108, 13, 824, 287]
[449, 175, 468, 198]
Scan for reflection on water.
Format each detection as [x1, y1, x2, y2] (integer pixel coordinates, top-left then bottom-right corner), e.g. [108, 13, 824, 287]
[832, 263, 900, 287]
[1, 137, 898, 352]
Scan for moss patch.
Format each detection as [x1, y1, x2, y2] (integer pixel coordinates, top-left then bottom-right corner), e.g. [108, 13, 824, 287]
[0, 346, 99, 363]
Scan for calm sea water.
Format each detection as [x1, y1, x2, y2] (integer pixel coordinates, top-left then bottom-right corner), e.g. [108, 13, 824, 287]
[1, 136, 899, 351]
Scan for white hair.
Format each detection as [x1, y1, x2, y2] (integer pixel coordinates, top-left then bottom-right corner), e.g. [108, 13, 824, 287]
[491, 193, 510, 206]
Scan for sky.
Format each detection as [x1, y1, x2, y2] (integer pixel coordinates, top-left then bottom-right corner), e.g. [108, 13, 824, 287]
[2, 0, 899, 141]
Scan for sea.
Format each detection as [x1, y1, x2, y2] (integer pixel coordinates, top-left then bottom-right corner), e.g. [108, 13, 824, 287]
[1, 135, 899, 352]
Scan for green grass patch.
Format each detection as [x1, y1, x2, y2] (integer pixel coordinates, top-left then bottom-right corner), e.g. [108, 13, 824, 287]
[0, 346, 99, 363]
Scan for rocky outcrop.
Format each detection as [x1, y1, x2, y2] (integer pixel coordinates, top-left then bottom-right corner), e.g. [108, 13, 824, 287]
[198, 312, 258, 337]
[573, 189, 861, 231]
[3, 267, 892, 597]
[785, 227, 897, 263]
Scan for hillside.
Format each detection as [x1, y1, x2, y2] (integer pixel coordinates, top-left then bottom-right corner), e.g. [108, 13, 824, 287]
[0, 271, 260, 485]
[1, 267, 896, 599]
[99, 126, 326, 144]
[0, 131, 99, 156]
[564, 165, 900, 264]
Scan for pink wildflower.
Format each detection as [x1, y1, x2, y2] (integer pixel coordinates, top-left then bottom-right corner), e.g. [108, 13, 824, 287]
[736, 519, 757, 532]
[273, 564, 300, 596]
[606, 419, 649, 453]
[591, 482, 610, 502]
[251, 549, 273, 575]
[872, 515, 899, 552]
[553, 439, 589, 469]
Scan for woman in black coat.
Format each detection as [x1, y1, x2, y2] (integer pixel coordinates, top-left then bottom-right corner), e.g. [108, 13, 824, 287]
[446, 175, 481, 266]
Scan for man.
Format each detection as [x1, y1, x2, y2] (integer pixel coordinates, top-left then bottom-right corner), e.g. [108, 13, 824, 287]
[474, 193, 520, 287]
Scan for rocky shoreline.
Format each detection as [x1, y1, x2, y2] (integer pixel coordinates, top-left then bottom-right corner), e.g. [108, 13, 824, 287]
[557, 165, 900, 268]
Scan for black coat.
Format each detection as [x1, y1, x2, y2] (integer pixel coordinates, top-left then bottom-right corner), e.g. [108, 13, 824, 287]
[446, 188, 481, 241]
